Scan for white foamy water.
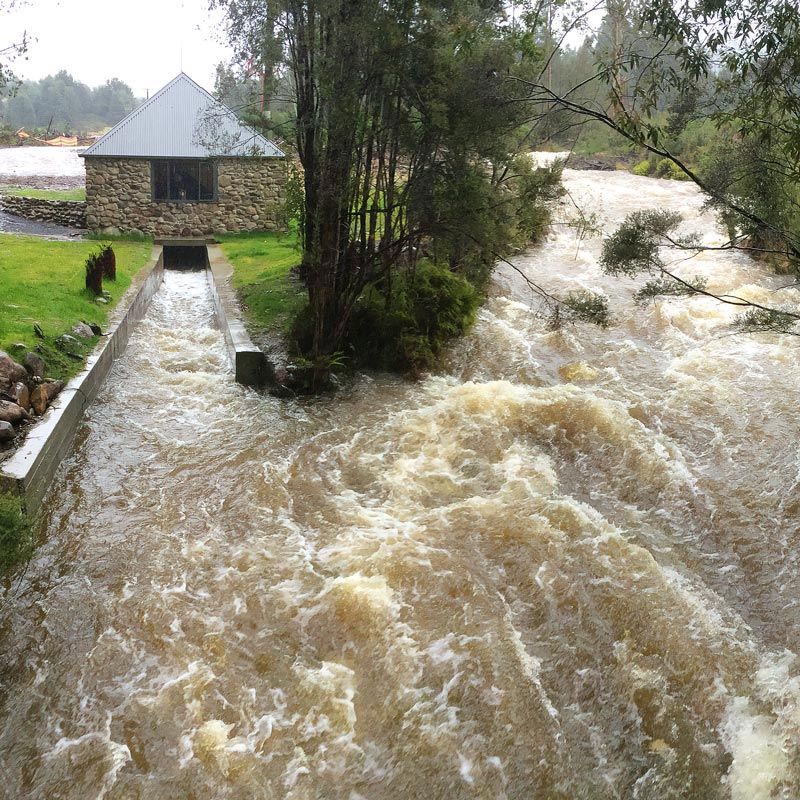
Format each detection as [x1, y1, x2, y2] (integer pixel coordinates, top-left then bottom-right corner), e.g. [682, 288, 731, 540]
[0, 145, 85, 176]
[2, 168, 800, 798]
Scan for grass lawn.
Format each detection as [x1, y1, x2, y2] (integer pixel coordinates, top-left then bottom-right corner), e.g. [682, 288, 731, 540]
[0, 234, 153, 380]
[3, 186, 86, 201]
[217, 230, 306, 337]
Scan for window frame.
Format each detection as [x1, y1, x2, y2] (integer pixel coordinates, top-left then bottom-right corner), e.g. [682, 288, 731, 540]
[150, 158, 217, 203]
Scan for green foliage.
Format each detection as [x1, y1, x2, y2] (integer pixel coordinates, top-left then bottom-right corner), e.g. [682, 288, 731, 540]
[342, 260, 482, 372]
[282, 164, 304, 233]
[655, 158, 689, 181]
[0, 492, 33, 576]
[732, 307, 800, 335]
[634, 275, 708, 304]
[632, 159, 652, 176]
[600, 209, 686, 276]
[549, 290, 611, 329]
[214, 0, 562, 375]
[0, 71, 137, 133]
[701, 133, 800, 252]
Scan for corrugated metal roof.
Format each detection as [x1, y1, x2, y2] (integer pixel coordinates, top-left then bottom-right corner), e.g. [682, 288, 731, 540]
[81, 73, 285, 159]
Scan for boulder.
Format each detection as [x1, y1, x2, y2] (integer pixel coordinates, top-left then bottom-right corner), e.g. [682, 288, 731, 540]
[0, 351, 28, 386]
[55, 334, 80, 350]
[0, 420, 14, 442]
[0, 399, 29, 424]
[23, 351, 46, 379]
[31, 380, 64, 415]
[7, 382, 30, 411]
[71, 321, 95, 339]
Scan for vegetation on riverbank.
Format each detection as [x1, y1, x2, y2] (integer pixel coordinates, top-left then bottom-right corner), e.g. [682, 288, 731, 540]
[2, 186, 86, 201]
[217, 230, 306, 339]
[0, 235, 152, 381]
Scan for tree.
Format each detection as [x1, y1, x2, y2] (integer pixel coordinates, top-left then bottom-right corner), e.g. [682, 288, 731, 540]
[0, 0, 29, 98]
[510, 0, 800, 332]
[93, 78, 136, 125]
[212, 0, 574, 383]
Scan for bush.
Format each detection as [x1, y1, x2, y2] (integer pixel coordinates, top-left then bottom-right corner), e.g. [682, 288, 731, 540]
[343, 259, 482, 372]
[84, 252, 103, 294]
[98, 244, 116, 280]
[633, 159, 652, 176]
[0, 493, 33, 575]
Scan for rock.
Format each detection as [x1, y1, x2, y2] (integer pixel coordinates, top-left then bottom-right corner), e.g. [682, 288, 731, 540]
[55, 334, 80, 350]
[23, 351, 46, 379]
[71, 321, 95, 338]
[0, 351, 28, 386]
[0, 399, 29, 424]
[7, 382, 30, 411]
[11, 343, 27, 351]
[95, 297, 109, 304]
[84, 321, 102, 336]
[30, 380, 64, 415]
[0, 421, 14, 442]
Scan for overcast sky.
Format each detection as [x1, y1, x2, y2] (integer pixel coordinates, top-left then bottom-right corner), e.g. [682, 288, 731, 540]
[4, 0, 234, 97]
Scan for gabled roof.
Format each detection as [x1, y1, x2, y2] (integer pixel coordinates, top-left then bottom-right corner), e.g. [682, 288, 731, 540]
[81, 73, 285, 159]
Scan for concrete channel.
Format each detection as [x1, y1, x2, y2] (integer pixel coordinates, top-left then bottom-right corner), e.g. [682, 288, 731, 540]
[1, 242, 273, 513]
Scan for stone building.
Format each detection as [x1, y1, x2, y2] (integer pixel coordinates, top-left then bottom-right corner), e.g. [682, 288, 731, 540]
[81, 73, 286, 238]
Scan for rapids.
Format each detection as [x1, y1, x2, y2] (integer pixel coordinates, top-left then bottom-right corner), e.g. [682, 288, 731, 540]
[2, 167, 800, 799]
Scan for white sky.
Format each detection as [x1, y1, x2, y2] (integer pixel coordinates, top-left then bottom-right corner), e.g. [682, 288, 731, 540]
[3, 0, 234, 97]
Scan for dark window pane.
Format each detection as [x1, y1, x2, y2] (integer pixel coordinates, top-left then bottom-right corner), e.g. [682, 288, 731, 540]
[171, 161, 199, 201]
[152, 160, 216, 202]
[199, 162, 214, 200]
[153, 161, 169, 200]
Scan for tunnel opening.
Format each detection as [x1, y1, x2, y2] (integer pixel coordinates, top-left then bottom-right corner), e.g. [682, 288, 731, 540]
[163, 244, 210, 270]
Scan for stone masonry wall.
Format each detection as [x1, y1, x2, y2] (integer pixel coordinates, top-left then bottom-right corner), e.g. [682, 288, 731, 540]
[0, 195, 87, 228]
[84, 157, 286, 237]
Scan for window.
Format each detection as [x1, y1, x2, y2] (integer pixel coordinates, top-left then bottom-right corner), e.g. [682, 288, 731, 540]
[152, 159, 216, 202]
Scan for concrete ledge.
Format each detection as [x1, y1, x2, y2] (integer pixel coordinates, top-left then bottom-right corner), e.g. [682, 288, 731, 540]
[206, 244, 274, 386]
[0, 247, 165, 513]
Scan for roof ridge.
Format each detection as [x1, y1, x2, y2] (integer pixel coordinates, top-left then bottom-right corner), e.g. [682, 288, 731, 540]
[81, 74, 185, 157]
[81, 74, 285, 159]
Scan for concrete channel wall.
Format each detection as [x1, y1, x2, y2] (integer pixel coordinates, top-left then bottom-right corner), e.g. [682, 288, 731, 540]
[0, 244, 271, 514]
[206, 244, 274, 386]
[0, 248, 165, 513]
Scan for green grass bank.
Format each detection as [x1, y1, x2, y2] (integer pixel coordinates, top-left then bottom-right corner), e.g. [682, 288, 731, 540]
[0, 234, 153, 381]
[216, 231, 305, 341]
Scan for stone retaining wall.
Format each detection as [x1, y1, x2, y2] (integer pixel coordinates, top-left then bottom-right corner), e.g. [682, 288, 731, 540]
[0, 195, 87, 228]
[85, 157, 286, 237]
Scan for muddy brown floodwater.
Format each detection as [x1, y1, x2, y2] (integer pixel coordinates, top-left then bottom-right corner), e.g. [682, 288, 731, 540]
[2, 166, 800, 799]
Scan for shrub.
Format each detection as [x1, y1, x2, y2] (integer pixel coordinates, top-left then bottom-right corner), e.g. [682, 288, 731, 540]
[344, 259, 482, 372]
[85, 252, 103, 295]
[0, 493, 33, 575]
[98, 244, 116, 280]
[633, 159, 652, 176]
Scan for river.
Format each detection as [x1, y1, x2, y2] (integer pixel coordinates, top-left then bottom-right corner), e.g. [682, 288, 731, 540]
[1, 166, 799, 799]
